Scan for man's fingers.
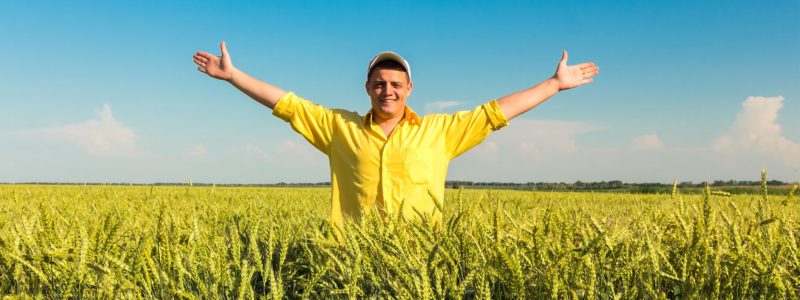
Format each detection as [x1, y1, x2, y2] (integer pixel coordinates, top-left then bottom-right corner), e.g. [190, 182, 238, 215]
[194, 54, 209, 63]
[582, 67, 599, 77]
[193, 57, 207, 67]
[195, 51, 215, 59]
[577, 62, 596, 69]
[197, 66, 207, 73]
[196, 52, 222, 63]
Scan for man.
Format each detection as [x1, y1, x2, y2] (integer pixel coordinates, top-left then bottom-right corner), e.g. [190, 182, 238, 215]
[193, 42, 598, 228]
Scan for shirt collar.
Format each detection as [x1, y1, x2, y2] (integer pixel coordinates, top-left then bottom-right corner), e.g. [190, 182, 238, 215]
[363, 105, 421, 126]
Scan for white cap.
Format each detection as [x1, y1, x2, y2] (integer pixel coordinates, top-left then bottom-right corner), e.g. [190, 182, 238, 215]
[367, 51, 411, 80]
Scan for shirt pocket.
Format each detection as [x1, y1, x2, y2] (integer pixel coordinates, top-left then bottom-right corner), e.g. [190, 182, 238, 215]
[403, 148, 434, 185]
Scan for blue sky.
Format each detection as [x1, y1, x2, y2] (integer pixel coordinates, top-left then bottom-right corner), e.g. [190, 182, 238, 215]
[1, 1, 798, 183]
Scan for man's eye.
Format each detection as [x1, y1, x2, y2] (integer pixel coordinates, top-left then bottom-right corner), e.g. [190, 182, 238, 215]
[392, 83, 402, 88]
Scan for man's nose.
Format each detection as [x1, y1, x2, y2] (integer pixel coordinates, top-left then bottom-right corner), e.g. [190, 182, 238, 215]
[385, 85, 395, 94]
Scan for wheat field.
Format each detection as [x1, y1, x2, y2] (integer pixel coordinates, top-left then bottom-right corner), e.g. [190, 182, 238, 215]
[0, 179, 798, 298]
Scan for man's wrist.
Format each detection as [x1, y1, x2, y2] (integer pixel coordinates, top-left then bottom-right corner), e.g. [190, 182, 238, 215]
[226, 67, 241, 83]
[546, 77, 562, 93]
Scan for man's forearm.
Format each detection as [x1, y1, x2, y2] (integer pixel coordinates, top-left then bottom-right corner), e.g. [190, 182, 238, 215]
[497, 78, 560, 121]
[227, 68, 288, 110]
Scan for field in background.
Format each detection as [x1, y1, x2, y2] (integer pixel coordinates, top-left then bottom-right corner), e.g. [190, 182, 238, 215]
[1, 183, 798, 298]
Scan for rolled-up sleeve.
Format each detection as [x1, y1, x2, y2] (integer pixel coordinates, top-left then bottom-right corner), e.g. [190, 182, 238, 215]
[482, 99, 509, 131]
[271, 92, 298, 122]
[440, 99, 509, 159]
[272, 92, 335, 155]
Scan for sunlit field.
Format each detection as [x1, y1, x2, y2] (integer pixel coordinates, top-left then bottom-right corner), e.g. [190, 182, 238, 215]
[1, 181, 798, 298]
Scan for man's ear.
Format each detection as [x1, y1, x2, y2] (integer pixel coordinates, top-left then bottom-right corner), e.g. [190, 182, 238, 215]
[407, 81, 413, 96]
[365, 80, 370, 95]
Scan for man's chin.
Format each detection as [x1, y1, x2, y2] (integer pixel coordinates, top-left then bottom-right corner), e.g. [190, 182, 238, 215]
[373, 108, 399, 119]
[377, 105, 398, 114]
[377, 110, 393, 117]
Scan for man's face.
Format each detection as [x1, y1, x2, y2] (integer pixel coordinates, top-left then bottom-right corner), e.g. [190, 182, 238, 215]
[366, 67, 412, 122]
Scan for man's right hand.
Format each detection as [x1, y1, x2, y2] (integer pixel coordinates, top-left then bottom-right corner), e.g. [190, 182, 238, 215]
[193, 41, 287, 109]
[194, 41, 235, 81]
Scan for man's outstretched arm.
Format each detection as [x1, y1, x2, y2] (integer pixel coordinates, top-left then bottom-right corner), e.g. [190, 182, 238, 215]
[497, 51, 599, 120]
[193, 41, 287, 109]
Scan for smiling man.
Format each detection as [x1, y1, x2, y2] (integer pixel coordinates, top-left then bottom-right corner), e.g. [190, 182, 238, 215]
[193, 42, 598, 228]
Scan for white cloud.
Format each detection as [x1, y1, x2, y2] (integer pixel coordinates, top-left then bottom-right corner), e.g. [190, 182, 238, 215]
[424, 101, 462, 114]
[235, 138, 326, 166]
[451, 119, 600, 180]
[631, 134, 664, 150]
[713, 96, 800, 167]
[236, 143, 274, 163]
[186, 144, 208, 159]
[492, 119, 598, 155]
[230, 138, 328, 182]
[7, 104, 146, 158]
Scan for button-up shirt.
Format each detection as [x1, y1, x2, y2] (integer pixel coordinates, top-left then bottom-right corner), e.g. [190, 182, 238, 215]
[272, 92, 508, 228]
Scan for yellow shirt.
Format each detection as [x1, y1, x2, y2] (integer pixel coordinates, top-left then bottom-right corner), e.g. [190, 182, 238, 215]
[272, 92, 508, 228]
